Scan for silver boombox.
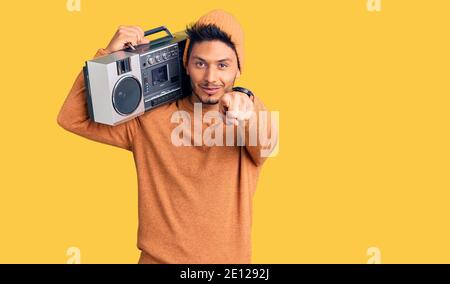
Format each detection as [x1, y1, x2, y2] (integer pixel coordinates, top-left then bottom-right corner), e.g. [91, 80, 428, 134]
[83, 26, 191, 126]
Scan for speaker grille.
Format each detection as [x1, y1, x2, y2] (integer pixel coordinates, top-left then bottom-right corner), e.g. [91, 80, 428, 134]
[112, 76, 142, 115]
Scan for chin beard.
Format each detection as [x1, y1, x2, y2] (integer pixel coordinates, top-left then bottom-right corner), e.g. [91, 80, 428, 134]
[194, 92, 219, 105]
[189, 77, 237, 105]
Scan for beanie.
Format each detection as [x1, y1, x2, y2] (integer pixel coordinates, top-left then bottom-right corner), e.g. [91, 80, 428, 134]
[182, 9, 245, 73]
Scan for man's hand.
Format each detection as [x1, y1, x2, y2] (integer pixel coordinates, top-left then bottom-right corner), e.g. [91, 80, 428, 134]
[219, 91, 254, 126]
[105, 25, 150, 53]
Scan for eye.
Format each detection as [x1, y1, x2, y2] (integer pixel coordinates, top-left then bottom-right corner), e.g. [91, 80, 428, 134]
[195, 61, 206, 68]
[218, 63, 228, 69]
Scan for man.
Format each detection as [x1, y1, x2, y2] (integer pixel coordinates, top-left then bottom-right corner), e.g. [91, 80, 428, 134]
[57, 9, 277, 264]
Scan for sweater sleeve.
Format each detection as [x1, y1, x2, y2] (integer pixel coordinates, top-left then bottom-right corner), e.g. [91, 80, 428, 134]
[56, 48, 138, 151]
[242, 94, 279, 166]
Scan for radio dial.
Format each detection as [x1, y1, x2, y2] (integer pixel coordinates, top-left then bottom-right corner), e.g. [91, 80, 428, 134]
[147, 57, 155, 65]
[162, 52, 168, 59]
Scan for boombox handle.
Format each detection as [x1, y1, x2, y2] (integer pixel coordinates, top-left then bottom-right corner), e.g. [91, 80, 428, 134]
[144, 26, 174, 45]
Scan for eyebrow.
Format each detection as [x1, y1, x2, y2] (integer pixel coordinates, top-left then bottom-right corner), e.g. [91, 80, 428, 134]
[193, 56, 232, 63]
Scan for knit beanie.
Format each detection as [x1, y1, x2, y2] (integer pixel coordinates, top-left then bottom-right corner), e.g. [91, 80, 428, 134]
[182, 9, 245, 73]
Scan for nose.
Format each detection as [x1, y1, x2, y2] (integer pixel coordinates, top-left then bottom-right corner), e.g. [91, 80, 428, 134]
[204, 66, 218, 84]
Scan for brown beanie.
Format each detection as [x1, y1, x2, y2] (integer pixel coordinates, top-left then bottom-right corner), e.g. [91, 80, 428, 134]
[182, 9, 245, 73]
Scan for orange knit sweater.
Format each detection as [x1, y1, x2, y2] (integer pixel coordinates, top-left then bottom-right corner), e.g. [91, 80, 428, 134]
[57, 48, 275, 264]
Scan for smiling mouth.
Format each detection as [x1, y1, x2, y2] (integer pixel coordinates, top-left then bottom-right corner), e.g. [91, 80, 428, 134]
[200, 86, 222, 95]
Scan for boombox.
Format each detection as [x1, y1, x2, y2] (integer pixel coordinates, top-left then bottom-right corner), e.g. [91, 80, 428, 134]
[83, 26, 191, 126]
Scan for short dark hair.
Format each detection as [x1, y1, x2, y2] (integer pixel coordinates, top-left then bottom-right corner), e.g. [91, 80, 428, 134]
[185, 23, 241, 70]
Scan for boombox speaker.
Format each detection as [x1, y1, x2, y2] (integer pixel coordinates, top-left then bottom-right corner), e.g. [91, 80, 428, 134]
[83, 26, 191, 126]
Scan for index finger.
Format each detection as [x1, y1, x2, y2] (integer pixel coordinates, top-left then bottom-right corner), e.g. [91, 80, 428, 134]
[220, 93, 232, 114]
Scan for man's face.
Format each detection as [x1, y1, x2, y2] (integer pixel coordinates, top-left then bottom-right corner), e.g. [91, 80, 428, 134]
[186, 40, 241, 105]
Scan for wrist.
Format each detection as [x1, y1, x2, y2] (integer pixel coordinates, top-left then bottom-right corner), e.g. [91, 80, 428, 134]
[232, 86, 254, 100]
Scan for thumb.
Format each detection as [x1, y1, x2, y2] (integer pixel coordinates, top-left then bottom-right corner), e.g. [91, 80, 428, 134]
[141, 37, 150, 44]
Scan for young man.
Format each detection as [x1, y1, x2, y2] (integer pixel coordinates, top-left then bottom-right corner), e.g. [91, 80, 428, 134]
[57, 10, 277, 264]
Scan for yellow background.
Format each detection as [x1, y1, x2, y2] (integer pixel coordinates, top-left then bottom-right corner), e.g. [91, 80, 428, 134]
[0, 0, 449, 263]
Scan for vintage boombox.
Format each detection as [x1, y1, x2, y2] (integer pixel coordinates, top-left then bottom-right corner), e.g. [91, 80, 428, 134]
[83, 26, 191, 126]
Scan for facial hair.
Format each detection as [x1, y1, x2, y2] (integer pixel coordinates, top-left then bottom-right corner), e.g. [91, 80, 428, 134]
[191, 77, 237, 105]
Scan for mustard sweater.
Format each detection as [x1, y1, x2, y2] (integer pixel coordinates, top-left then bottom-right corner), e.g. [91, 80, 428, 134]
[57, 48, 275, 264]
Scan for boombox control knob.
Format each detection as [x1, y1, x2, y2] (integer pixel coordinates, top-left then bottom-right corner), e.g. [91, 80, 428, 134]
[162, 52, 168, 59]
[147, 57, 155, 65]
[155, 55, 161, 62]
